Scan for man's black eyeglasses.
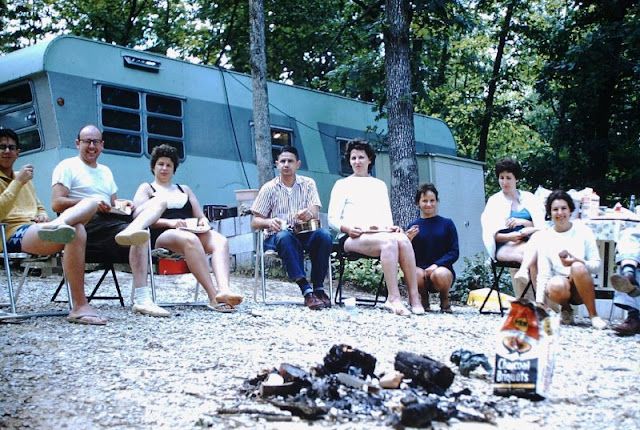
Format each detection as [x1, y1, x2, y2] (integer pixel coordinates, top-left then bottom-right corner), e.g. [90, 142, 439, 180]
[79, 139, 104, 146]
[0, 144, 18, 151]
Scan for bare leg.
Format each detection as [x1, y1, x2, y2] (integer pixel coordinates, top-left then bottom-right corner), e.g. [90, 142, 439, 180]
[129, 241, 169, 317]
[22, 223, 106, 323]
[514, 235, 539, 299]
[546, 276, 572, 308]
[415, 267, 429, 309]
[570, 261, 598, 317]
[379, 239, 401, 302]
[430, 267, 454, 310]
[345, 233, 410, 315]
[202, 230, 241, 302]
[126, 198, 166, 232]
[495, 241, 525, 263]
[156, 229, 219, 304]
[396, 234, 424, 313]
[47, 198, 99, 226]
[129, 243, 149, 288]
[116, 199, 167, 247]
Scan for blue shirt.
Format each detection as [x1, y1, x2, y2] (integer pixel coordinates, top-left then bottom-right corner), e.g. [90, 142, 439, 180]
[510, 208, 532, 221]
[407, 215, 459, 274]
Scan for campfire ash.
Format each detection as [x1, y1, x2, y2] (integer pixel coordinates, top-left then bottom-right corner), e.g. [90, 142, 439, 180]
[237, 344, 503, 427]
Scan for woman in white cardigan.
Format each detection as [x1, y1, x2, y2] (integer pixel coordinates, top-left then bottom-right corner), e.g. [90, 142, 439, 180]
[328, 140, 424, 316]
[480, 158, 545, 297]
[535, 190, 606, 329]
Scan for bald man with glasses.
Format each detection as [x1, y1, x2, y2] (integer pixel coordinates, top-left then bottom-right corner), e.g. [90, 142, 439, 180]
[51, 124, 170, 318]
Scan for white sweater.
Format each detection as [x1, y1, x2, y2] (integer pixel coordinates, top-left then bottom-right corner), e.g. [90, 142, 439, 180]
[535, 221, 601, 302]
[328, 175, 394, 233]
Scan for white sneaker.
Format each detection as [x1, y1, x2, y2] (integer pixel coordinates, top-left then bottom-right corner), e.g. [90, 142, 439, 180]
[132, 287, 170, 317]
[560, 308, 574, 325]
[591, 316, 607, 330]
[513, 269, 529, 285]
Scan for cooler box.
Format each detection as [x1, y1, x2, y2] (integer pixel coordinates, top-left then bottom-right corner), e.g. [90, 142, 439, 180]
[157, 258, 189, 275]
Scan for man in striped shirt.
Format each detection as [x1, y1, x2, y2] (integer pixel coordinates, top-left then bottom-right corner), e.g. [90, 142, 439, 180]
[251, 146, 333, 310]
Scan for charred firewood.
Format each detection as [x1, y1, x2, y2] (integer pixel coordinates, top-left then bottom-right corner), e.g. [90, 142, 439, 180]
[268, 398, 328, 420]
[279, 363, 312, 383]
[240, 368, 277, 396]
[394, 352, 454, 395]
[317, 344, 377, 378]
[256, 364, 312, 398]
[259, 381, 303, 397]
[400, 397, 453, 427]
[336, 372, 367, 389]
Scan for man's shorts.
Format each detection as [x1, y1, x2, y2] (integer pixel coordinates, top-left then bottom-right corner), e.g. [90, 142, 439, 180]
[85, 213, 132, 263]
[5, 224, 31, 253]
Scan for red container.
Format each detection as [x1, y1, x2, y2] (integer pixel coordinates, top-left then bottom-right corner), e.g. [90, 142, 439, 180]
[157, 258, 189, 275]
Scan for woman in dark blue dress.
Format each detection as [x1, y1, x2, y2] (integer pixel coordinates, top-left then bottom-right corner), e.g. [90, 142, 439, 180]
[406, 183, 459, 313]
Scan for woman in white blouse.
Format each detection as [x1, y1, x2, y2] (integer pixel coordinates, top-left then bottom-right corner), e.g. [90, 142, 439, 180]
[328, 139, 424, 316]
[536, 190, 606, 329]
[480, 158, 545, 297]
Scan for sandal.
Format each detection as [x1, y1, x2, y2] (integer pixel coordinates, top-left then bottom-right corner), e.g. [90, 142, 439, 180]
[38, 224, 76, 244]
[206, 303, 237, 313]
[66, 313, 107, 325]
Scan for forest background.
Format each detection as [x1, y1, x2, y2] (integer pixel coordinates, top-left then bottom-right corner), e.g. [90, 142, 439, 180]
[1, 0, 638, 204]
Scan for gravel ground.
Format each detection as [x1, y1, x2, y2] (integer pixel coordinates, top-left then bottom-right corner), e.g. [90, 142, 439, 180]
[1, 270, 639, 429]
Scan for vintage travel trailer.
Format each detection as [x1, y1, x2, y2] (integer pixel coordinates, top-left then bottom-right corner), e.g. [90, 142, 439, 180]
[0, 36, 485, 271]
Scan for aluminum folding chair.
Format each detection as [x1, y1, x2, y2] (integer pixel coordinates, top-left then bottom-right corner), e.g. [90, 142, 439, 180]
[332, 243, 387, 307]
[479, 259, 535, 316]
[1, 223, 71, 319]
[51, 229, 157, 308]
[253, 229, 333, 305]
[149, 247, 206, 307]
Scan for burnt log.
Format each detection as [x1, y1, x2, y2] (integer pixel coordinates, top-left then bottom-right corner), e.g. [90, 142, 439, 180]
[394, 352, 454, 394]
[259, 381, 302, 397]
[268, 399, 328, 420]
[279, 363, 311, 383]
[318, 344, 377, 378]
[400, 397, 453, 428]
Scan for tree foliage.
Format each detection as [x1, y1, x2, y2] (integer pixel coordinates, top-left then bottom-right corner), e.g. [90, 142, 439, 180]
[1, 0, 638, 203]
[528, 0, 640, 203]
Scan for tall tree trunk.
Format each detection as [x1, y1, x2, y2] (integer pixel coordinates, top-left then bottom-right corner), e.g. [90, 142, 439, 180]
[384, 0, 418, 228]
[249, 0, 274, 186]
[477, 0, 517, 162]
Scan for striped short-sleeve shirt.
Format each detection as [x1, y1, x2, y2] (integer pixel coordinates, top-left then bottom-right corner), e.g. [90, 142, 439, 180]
[251, 175, 322, 235]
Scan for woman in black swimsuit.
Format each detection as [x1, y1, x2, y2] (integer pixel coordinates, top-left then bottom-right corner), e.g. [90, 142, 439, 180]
[132, 145, 243, 312]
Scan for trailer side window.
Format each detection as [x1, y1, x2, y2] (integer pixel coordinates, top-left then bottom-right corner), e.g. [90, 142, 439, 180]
[99, 85, 183, 158]
[0, 82, 42, 153]
[100, 86, 142, 154]
[336, 137, 351, 176]
[145, 94, 184, 158]
[270, 127, 293, 162]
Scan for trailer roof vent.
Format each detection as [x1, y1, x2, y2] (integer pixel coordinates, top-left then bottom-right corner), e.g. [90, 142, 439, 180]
[123, 55, 161, 73]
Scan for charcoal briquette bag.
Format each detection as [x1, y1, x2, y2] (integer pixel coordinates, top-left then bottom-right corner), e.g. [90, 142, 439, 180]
[493, 299, 558, 400]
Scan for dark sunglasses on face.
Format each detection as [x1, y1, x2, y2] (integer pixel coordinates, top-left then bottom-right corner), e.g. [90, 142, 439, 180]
[0, 144, 18, 151]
